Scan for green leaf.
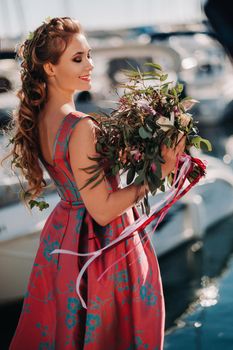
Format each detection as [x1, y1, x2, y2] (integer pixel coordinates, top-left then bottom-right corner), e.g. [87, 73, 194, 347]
[145, 117, 156, 131]
[157, 154, 165, 164]
[144, 122, 153, 132]
[90, 175, 105, 189]
[163, 137, 172, 148]
[190, 136, 212, 151]
[78, 171, 102, 191]
[127, 167, 136, 185]
[176, 83, 183, 93]
[143, 62, 162, 71]
[38, 201, 49, 211]
[171, 88, 177, 96]
[29, 200, 36, 209]
[167, 172, 174, 186]
[27, 31, 34, 40]
[154, 160, 162, 178]
[141, 71, 161, 77]
[160, 184, 165, 192]
[149, 171, 162, 188]
[134, 170, 145, 185]
[112, 164, 120, 175]
[29, 199, 49, 211]
[79, 163, 101, 175]
[143, 196, 151, 216]
[160, 74, 168, 82]
[79, 164, 101, 175]
[96, 143, 103, 152]
[180, 96, 194, 102]
[139, 126, 152, 139]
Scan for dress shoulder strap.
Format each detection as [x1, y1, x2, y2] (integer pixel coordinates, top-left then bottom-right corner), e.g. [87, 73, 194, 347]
[53, 111, 98, 168]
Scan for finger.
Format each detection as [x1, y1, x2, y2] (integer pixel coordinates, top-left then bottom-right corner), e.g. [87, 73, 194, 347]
[175, 144, 185, 157]
[176, 134, 186, 146]
[177, 137, 186, 151]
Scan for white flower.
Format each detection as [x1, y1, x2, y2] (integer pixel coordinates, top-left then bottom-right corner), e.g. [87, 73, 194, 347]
[170, 111, 175, 126]
[181, 99, 199, 111]
[156, 116, 174, 131]
[178, 113, 192, 128]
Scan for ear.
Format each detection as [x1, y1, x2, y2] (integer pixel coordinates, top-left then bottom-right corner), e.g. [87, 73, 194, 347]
[43, 62, 55, 77]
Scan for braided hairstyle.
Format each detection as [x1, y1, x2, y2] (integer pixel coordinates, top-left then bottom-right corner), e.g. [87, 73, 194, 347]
[1, 17, 83, 209]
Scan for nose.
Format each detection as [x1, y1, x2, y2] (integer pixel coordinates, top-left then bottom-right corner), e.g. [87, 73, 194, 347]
[85, 58, 94, 71]
[89, 60, 94, 70]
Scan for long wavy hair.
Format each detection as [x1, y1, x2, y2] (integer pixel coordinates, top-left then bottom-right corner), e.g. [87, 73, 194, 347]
[1, 17, 83, 208]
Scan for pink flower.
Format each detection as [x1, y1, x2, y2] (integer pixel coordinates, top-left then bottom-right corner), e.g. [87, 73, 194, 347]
[151, 162, 157, 173]
[136, 99, 156, 115]
[134, 151, 142, 161]
[130, 149, 142, 161]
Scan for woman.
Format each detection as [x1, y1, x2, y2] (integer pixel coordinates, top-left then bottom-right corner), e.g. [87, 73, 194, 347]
[6, 17, 185, 350]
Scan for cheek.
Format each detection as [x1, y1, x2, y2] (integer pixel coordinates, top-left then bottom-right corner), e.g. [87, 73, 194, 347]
[59, 63, 82, 80]
[54, 62, 87, 90]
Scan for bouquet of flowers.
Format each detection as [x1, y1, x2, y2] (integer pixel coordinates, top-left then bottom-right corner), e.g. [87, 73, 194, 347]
[78, 62, 212, 215]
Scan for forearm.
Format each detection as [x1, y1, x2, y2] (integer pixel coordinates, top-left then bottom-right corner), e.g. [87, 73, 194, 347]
[100, 183, 149, 226]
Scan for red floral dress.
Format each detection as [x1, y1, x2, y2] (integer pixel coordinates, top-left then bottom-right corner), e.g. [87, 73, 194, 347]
[9, 111, 165, 350]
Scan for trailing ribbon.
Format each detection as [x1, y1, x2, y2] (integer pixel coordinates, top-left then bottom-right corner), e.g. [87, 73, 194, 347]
[50, 153, 207, 309]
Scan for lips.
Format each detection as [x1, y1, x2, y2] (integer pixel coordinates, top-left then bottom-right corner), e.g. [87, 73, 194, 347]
[79, 75, 91, 82]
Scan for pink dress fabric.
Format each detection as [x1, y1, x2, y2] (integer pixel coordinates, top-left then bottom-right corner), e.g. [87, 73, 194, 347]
[9, 111, 165, 350]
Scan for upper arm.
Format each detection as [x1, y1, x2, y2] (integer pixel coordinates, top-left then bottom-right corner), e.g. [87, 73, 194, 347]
[69, 117, 110, 225]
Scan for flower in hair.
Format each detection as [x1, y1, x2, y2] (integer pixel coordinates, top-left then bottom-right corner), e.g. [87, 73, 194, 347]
[43, 16, 52, 24]
[27, 31, 35, 40]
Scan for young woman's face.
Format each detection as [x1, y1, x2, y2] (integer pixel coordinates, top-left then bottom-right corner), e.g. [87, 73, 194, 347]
[48, 33, 94, 92]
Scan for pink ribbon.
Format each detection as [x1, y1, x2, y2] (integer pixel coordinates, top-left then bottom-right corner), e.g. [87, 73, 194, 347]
[50, 153, 207, 309]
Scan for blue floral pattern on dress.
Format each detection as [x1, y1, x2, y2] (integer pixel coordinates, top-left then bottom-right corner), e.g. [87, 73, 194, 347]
[37, 323, 55, 350]
[140, 282, 158, 306]
[75, 208, 85, 233]
[126, 335, 150, 349]
[65, 313, 77, 329]
[65, 297, 82, 329]
[67, 297, 81, 314]
[42, 235, 60, 262]
[38, 341, 55, 350]
[84, 313, 101, 344]
[109, 268, 130, 292]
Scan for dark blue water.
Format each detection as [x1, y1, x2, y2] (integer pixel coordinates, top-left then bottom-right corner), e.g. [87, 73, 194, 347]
[164, 255, 233, 349]
[162, 214, 233, 349]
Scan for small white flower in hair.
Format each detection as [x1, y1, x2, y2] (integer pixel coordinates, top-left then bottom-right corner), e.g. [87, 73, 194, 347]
[43, 16, 52, 24]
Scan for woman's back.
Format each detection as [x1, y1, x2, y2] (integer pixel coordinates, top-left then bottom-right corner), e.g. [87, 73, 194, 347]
[10, 111, 165, 350]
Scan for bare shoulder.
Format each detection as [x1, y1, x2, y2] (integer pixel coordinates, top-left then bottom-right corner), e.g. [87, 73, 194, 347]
[70, 113, 99, 141]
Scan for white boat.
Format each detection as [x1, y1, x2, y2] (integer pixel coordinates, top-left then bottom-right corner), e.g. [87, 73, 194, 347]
[166, 32, 233, 125]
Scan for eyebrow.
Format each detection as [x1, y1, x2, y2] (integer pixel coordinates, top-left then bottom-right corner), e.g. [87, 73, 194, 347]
[72, 48, 92, 57]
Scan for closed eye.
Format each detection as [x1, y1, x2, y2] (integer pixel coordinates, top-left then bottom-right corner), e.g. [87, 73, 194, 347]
[73, 54, 92, 63]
